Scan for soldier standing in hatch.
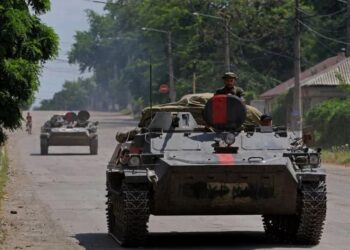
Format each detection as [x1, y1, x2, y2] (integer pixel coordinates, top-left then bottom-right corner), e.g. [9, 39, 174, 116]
[215, 72, 265, 127]
[214, 72, 244, 98]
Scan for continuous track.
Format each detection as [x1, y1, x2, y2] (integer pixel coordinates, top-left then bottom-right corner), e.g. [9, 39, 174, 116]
[106, 182, 150, 247]
[262, 181, 327, 245]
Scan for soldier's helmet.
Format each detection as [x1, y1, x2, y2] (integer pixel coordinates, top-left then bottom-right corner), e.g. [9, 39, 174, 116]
[222, 72, 238, 80]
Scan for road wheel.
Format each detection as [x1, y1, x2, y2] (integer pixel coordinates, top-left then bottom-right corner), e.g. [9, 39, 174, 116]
[262, 214, 299, 243]
[40, 139, 48, 155]
[90, 137, 98, 155]
[107, 182, 150, 247]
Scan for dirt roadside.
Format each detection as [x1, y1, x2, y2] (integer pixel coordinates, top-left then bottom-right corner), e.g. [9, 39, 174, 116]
[0, 135, 81, 250]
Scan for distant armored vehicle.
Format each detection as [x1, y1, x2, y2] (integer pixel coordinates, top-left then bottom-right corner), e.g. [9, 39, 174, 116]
[40, 110, 98, 155]
[106, 95, 326, 247]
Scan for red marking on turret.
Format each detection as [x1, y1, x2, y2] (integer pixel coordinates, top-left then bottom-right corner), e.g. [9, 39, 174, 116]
[217, 154, 235, 165]
[212, 95, 227, 124]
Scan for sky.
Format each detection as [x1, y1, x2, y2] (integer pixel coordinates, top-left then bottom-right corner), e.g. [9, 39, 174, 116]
[33, 0, 105, 107]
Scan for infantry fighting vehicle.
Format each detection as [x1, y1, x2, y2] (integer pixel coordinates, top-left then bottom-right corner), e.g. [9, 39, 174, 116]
[106, 95, 326, 247]
[40, 110, 98, 155]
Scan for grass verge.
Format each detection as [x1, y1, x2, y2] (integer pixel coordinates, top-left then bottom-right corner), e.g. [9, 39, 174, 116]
[322, 149, 350, 166]
[0, 146, 9, 243]
[119, 108, 132, 116]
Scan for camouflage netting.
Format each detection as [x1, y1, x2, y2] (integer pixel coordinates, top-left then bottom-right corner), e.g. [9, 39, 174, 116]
[138, 93, 213, 127]
[244, 105, 263, 127]
[138, 93, 262, 128]
[116, 93, 263, 143]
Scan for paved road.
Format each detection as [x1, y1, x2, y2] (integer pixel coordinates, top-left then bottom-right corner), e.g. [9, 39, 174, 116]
[3, 111, 350, 249]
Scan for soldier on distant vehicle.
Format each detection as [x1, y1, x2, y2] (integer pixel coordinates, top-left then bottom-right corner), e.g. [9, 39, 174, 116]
[214, 72, 244, 98]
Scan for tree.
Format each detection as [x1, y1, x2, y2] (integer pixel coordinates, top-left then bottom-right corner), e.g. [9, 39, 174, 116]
[38, 77, 97, 110]
[64, 0, 346, 111]
[0, 0, 58, 144]
[305, 97, 350, 147]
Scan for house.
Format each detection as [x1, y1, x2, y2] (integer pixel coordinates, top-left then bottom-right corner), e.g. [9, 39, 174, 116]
[260, 53, 349, 115]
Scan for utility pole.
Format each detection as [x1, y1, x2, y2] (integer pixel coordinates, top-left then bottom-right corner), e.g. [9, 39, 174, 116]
[149, 55, 153, 117]
[167, 31, 176, 101]
[192, 60, 197, 93]
[347, 0, 350, 56]
[292, 0, 302, 136]
[224, 16, 231, 71]
[192, 72, 197, 93]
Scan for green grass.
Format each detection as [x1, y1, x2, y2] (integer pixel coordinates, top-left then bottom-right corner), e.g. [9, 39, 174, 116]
[0, 146, 8, 243]
[322, 149, 350, 166]
[119, 108, 132, 115]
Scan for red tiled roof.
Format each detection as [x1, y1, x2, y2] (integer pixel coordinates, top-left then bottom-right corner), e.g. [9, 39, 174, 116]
[260, 53, 346, 99]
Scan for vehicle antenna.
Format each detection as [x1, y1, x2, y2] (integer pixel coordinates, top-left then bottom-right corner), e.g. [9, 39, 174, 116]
[149, 55, 153, 119]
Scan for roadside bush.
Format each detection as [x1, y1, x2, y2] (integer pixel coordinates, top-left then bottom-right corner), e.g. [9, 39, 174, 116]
[271, 90, 293, 126]
[305, 98, 350, 147]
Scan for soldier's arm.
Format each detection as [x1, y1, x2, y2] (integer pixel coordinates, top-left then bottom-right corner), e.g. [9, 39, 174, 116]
[236, 87, 244, 97]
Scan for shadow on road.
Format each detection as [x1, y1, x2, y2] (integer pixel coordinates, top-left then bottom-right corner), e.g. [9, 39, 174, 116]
[74, 233, 117, 250]
[75, 231, 311, 250]
[30, 153, 92, 156]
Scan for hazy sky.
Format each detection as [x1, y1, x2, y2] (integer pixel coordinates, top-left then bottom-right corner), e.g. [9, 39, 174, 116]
[34, 0, 105, 107]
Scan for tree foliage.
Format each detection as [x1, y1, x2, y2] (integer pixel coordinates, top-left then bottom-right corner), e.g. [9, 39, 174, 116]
[271, 90, 294, 126]
[0, 0, 59, 144]
[305, 97, 350, 147]
[38, 78, 97, 111]
[46, 0, 346, 113]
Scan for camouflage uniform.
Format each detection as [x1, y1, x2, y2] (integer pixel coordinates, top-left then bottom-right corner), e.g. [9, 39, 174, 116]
[214, 86, 244, 98]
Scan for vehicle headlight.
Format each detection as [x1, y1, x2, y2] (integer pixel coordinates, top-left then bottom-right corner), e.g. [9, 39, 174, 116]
[128, 155, 141, 167]
[295, 156, 308, 165]
[309, 154, 320, 165]
[224, 133, 235, 145]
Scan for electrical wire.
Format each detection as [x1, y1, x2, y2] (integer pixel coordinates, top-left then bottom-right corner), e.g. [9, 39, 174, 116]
[312, 35, 339, 55]
[299, 19, 350, 45]
[336, 0, 347, 4]
[43, 66, 81, 75]
[232, 36, 314, 67]
[229, 30, 274, 42]
[228, 31, 294, 60]
[301, 20, 346, 35]
[298, 7, 346, 18]
[52, 58, 70, 63]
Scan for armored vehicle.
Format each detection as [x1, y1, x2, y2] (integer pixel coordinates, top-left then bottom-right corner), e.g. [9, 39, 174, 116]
[106, 95, 326, 247]
[40, 110, 98, 155]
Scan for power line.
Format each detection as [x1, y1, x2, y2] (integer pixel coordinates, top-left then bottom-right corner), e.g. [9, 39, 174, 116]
[337, 0, 347, 4]
[230, 33, 314, 67]
[52, 58, 70, 63]
[298, 7, 347, 18]
[228, 30, 292, 58]
[313, 35, 339, 55]
[301, 20, 346, 35]
[43, 66, 81, 75]
[229, 30, 273, 42]
[299, 19, 350, 45]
